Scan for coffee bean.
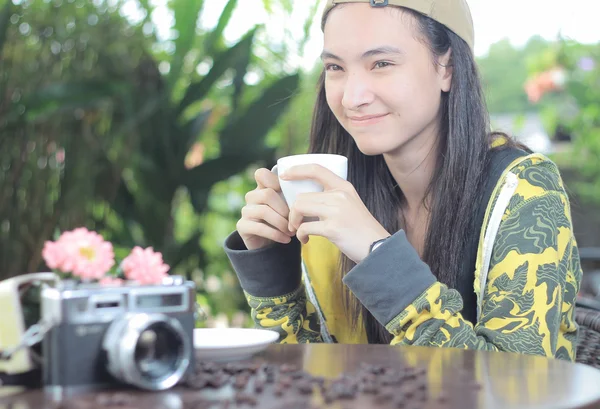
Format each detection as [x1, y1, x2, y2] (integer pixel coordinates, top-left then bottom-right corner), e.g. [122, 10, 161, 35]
[254, 378, 266, 393]
[234, 374, 250, 389]
[247, 361, 262, 373]
[235, 392, 257, 406]
[367, 365, 386, 375]
[186, 375, 209, 390]
[402, 386, 415, 398]
[264, 366, 277, 383]
[437, 391, 448, 403]
[361, 372, 377, 383]
[279, 376, 293, 387]
[330, 381, 357, 399]
[279, 364, 298, 373]
[414, 366, 427, 376]
[361, 382, 380, 394]
[323, 391, 337, 404]
[274, 384, 286, 396]
[375, 391, 394, 405]
[223, 363, 236, 374]
[311, 376, 325, 386]
[297, 380, 314, 395]
[289, 371, 305, 380]
[207, 372, 229, 388]
[201, 362, 219, 373]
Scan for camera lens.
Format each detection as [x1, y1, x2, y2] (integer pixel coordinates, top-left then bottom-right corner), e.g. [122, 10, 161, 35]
[135, 324, 181, 379]
[103, 313, 191, 391]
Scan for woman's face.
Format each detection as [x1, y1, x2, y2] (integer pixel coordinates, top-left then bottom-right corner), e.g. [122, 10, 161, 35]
[322, 4, 452, 157]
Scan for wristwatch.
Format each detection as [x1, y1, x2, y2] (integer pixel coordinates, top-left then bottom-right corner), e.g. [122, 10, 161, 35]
[369, 237, 390, 254]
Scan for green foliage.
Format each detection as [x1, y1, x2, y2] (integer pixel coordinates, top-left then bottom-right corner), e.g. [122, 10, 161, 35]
[477, 36, 553, 114]
[0, 0, 306, 325]
[0, 0, 151, 275]
[541, 41, 600, 204]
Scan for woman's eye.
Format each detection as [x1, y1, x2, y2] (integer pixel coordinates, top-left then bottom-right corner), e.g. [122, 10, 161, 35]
[326, 64, 343, 72]
[374, 61, 392, 69]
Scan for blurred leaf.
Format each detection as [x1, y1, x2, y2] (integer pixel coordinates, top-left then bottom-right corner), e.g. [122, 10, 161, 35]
[183, 73, 300, 213]
[300, 1, 320, 53]
[177, 28, 257, 116]
[168, 0, 205, 88]
[24, 80, 130, 121]
[230, 29, 254, 112]
[136, 0, 153, 25]
[0, 0, 12, 57]
[280, 0, 293, 14]
[204, 0, 238, 56]
[262, 0, 273, 13]
[177, 108, 212, 163]
[168, 231, 203, 273]
[185, 149, 275, 214]
[220, 73, 300, 154]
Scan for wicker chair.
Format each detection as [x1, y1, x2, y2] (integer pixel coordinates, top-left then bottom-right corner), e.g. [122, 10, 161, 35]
[575, 306, 600, 369]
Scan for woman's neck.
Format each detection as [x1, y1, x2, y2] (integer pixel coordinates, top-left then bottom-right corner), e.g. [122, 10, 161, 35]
[383, 132, 439, 213]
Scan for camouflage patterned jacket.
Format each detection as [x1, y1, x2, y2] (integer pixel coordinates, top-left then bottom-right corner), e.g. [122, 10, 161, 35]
[224, 151, 582, 361]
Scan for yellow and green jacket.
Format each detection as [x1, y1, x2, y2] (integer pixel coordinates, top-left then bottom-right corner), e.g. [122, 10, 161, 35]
[224, 148, 582, 361]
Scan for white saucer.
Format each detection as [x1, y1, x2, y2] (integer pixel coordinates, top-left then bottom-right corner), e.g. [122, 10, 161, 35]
[193, 328, 280, 362]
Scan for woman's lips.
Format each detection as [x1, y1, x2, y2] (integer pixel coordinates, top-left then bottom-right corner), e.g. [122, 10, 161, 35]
[347, 113, 389, 126]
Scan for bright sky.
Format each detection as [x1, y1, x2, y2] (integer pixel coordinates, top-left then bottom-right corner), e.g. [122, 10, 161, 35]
[144, 0, 600, 70]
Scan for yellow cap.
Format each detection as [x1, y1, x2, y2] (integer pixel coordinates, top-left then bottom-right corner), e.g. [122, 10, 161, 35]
[322, 0, 474, 52]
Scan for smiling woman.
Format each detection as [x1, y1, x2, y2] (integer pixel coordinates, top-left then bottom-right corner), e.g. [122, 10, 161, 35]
[223, 0, 582, 361]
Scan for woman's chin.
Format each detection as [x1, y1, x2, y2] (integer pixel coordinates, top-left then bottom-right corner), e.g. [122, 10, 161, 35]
[354, 141, 390, 157]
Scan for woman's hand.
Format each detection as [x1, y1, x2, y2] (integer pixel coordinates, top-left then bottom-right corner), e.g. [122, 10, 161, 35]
[237, 168, 295, 250]
[282, 164, 390, 264]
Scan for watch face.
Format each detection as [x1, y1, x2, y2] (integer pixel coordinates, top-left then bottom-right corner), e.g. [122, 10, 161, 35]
[370, 238, 389, 253]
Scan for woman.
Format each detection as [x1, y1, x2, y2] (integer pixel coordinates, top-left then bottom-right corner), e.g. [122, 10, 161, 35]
[224, 0, 582, 360]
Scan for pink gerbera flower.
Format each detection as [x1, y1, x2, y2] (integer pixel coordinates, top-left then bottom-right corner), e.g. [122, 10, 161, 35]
[42, 227, 115, 280]
[121, 246, 169, 285]
[99, 276, 124, 286]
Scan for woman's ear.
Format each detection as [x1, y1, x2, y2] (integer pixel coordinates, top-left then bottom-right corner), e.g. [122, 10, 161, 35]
[438, 48, 453, 93]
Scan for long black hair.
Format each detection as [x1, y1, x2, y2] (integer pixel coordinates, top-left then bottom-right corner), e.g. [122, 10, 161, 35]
[309, 6, 502, 344]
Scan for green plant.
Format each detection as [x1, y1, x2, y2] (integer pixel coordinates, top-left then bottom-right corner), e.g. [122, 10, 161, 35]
[525, 40, 600, 204]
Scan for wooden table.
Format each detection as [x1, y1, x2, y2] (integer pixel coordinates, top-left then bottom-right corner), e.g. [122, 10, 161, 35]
[2, 344, 600, 409]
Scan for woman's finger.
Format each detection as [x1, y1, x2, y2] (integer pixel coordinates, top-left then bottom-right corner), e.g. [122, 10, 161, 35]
[245, 187, 289, 218]
[242, 204, 293, 235]
[236, 219, 292, 244]
[295, 221, 328, 245]
[254, 168, 281, 191]
[280, 164, 350, 191]
[288, 201, 330, 233]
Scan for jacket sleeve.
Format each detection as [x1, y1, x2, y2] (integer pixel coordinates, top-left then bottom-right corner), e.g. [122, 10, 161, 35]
[344, 159, 581, 360]
[223, 232, 322, 343]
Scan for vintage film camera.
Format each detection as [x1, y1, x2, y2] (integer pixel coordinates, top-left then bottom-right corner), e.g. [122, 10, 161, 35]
[40, 276, 196, 393]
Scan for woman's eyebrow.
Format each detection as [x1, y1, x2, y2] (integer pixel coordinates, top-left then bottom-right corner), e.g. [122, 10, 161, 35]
[320, 46, 404, 61]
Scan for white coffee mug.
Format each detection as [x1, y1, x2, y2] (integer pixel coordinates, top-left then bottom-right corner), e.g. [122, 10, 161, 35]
[271, 153, 348, 208]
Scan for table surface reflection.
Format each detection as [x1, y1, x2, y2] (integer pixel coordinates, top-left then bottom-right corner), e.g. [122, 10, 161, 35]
[2, 344, 600, 409]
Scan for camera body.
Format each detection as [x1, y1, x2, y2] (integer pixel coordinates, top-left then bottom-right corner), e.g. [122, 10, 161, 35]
[41, 276, 196, 393]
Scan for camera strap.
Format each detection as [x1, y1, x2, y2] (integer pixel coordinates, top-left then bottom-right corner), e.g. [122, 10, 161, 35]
[0, 368, 41, 387]
[0, 320, 52, 387]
